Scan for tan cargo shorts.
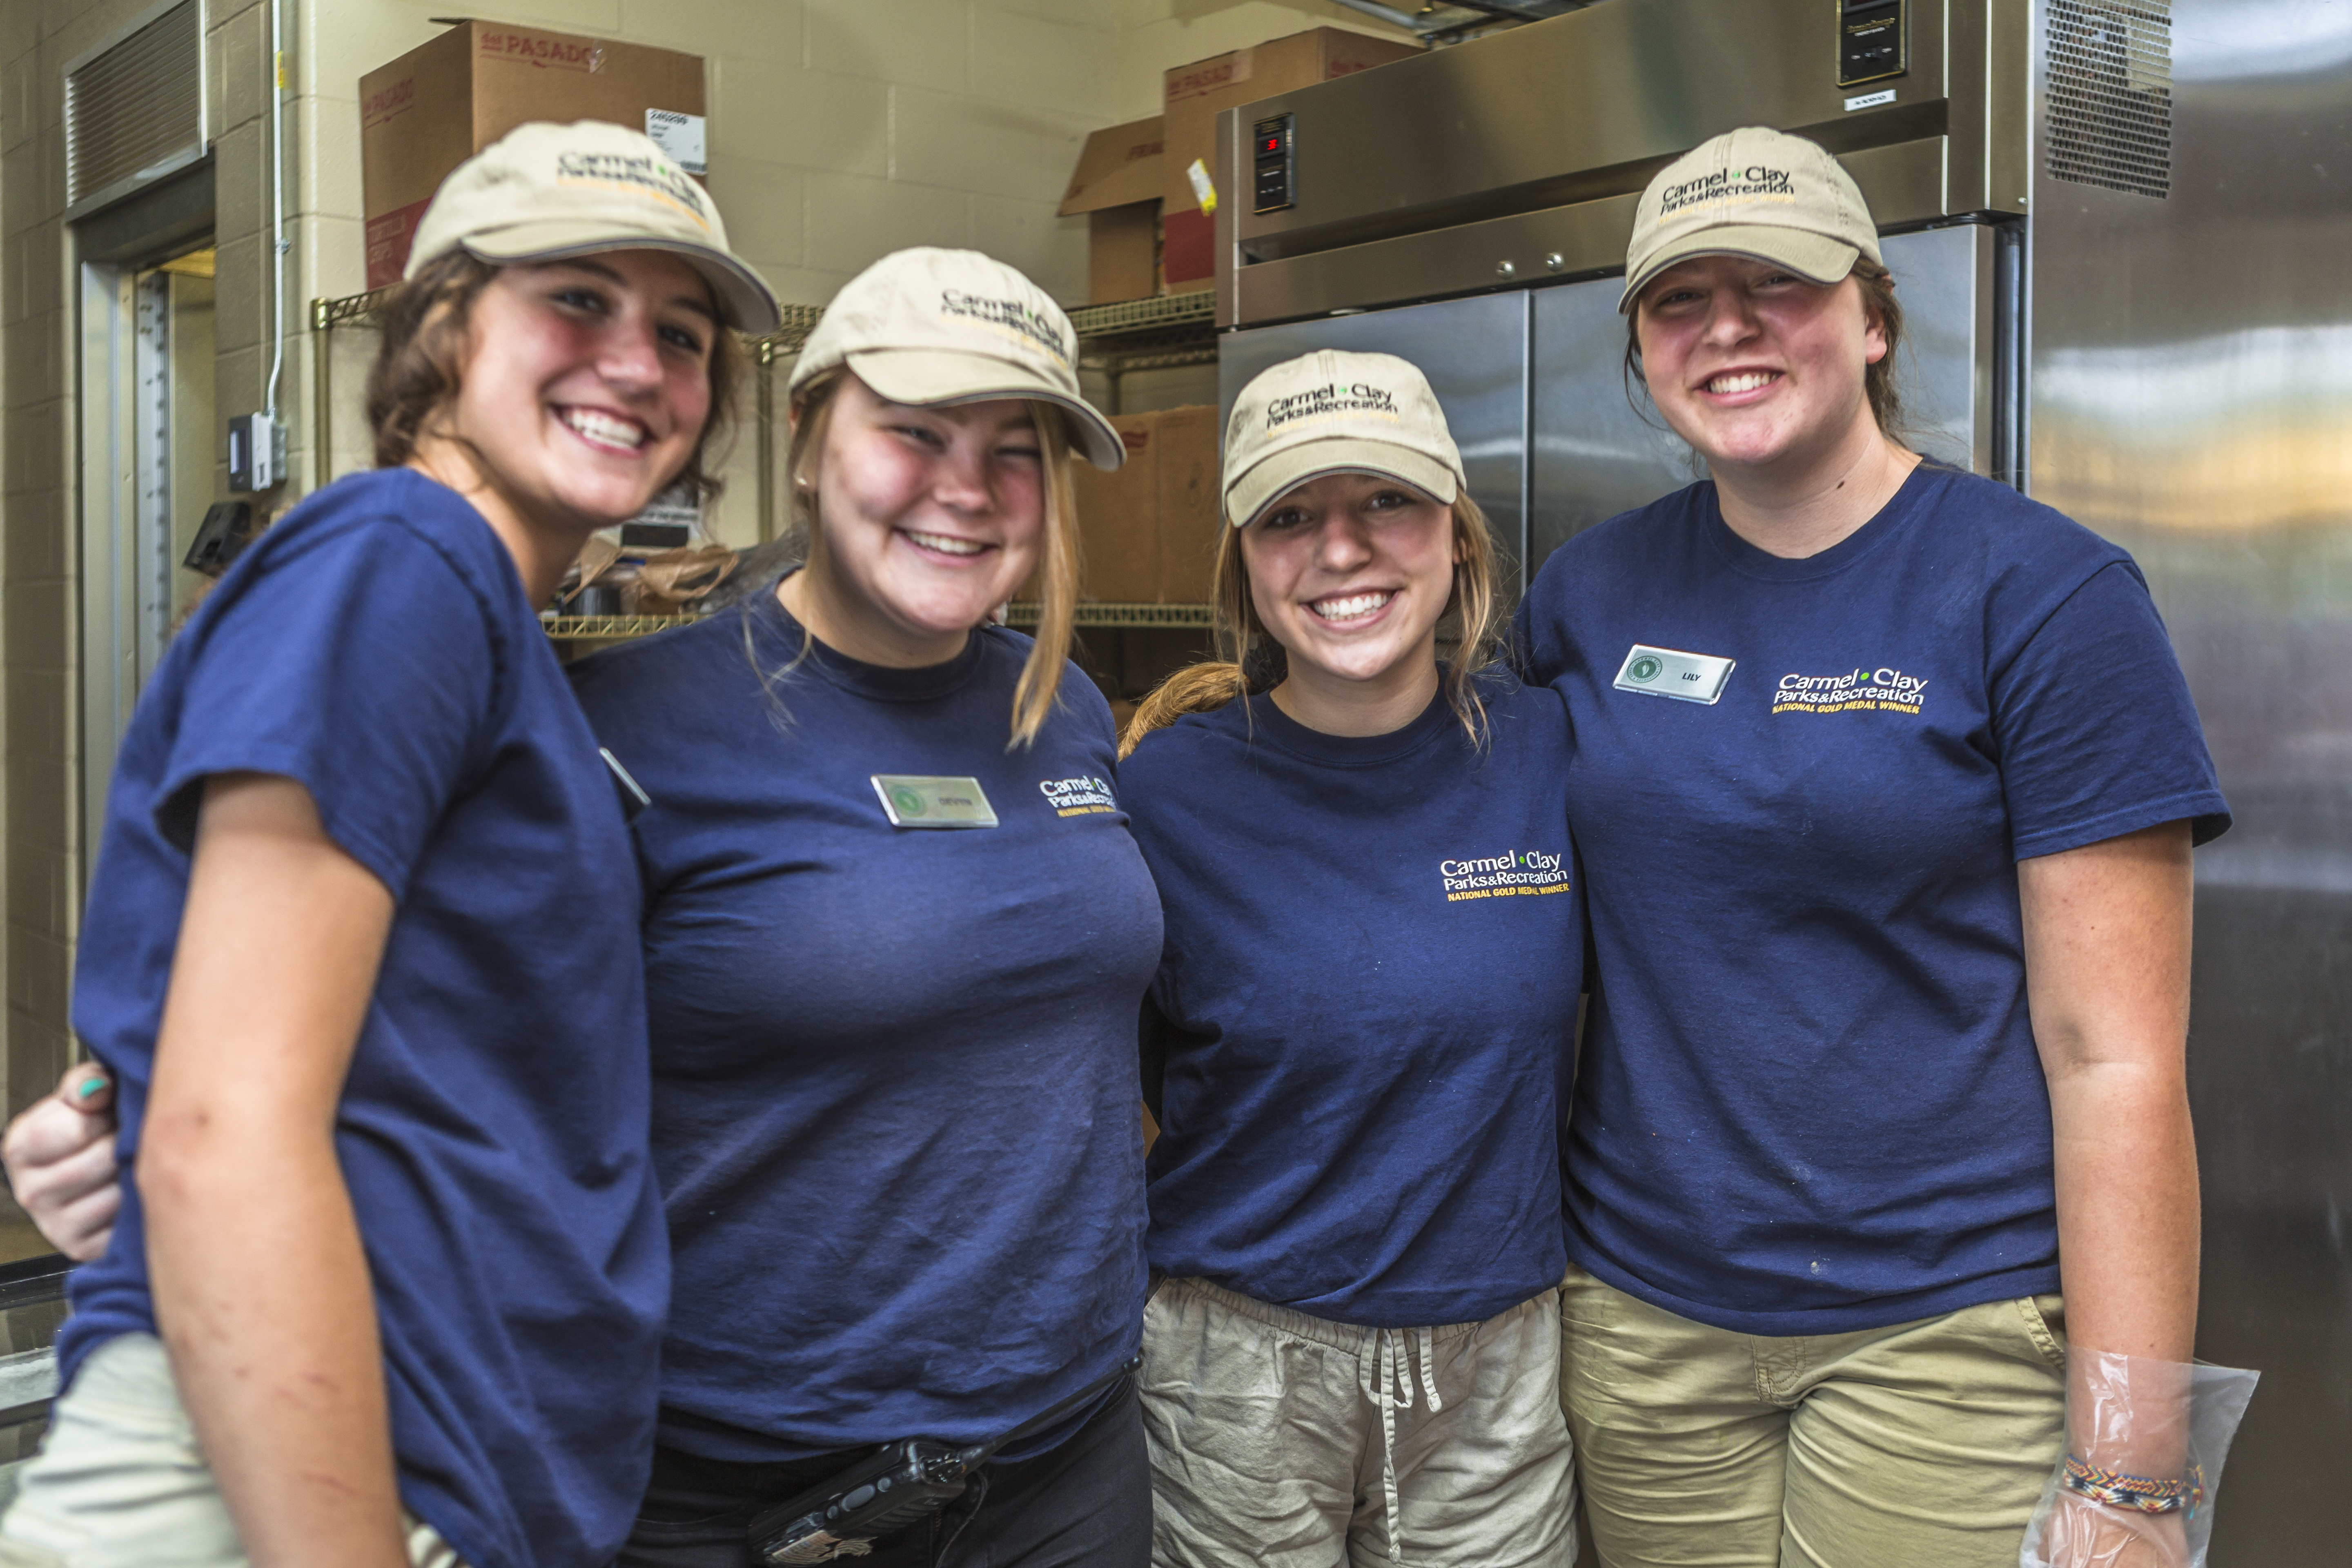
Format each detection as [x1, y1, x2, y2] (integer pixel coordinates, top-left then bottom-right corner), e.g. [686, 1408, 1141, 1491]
[1558, 1262, 2068, 1568]
[0, 1333, 465, 1568]
[1141, 1274, 1578, 1568]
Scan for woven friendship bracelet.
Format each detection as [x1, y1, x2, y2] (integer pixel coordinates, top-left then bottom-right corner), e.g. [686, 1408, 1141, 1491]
[2060, 1455, 2205, 1518]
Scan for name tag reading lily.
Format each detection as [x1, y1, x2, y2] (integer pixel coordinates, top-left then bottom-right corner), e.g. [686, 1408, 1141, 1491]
[1614, 644, 1735, 705]
[871, 775, 1000, 829]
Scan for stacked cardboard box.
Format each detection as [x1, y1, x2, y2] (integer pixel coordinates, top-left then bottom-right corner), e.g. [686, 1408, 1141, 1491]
[1157, 28, 1423, 293]
[359, 22, 706, 288]
[1071, 406, 1223, 604]
[1058, 116, 1166, 305]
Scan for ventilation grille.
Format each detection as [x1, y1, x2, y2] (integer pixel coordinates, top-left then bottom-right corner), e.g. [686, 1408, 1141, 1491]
[65, 0, 203, 211]
[2046, 0, 2172, 198]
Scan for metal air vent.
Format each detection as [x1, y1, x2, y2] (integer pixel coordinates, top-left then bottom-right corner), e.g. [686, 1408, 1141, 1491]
[2045, 0, 2172, 198]
[65, 0, 205, 216]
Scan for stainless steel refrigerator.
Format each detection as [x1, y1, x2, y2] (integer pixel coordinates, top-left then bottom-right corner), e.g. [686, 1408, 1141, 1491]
[1209, 2, 2351, 1559]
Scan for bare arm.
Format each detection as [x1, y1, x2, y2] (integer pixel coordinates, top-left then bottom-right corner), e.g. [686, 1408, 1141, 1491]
[139, 773, 409, 1568]
[2018, 819, 2198, 1366]
[2020, 819, 2201, 1568]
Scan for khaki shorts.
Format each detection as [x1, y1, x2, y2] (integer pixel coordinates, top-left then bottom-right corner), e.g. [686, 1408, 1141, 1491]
[1142, 1275, 1577, 1568]
[0, 1334, 464, 1568]
[1557, 1263, 2067, 1568]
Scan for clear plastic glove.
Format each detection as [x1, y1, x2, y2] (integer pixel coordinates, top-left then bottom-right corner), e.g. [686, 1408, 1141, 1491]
[0, 1062, 121, 1261]
[2020, 1348, 2259, 1568]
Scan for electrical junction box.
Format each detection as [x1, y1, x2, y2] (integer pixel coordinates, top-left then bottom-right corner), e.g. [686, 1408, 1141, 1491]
[227, 413, 285, 492]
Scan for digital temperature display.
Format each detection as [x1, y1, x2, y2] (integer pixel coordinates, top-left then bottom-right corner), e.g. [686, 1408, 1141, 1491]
[1253, 114, 1295, 214]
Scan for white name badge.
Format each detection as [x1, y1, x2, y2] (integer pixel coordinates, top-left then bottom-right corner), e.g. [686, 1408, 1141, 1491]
[1613, 644, 1736, 705]
[871, 775, 999, 828]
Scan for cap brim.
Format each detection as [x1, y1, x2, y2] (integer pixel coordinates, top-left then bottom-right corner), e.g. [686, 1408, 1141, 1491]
[1226, 439, 1460, 528]
[847, 348, 1125, 470]
[1619, 226, 1860, 312]
[459, 225, 783, 335]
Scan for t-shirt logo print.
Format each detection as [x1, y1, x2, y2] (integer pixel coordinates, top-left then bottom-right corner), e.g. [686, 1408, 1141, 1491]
[1040, 775, 1117, 817]
[1771, 666, 1930, 717]
[1440, 849, 1570, 902]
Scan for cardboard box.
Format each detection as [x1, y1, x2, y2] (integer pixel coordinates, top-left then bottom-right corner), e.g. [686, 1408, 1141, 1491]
[1158, 28, 1423, 291]
[1059, 116, 1164, 304]
[1071, 405, 1223, 604]
[360, 22, 706, 288]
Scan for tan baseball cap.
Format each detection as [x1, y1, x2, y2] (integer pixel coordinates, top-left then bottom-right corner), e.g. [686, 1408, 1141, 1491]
[789, 248, 1125, 470]
[407, 120, 781, 334]
[1620, 126, 1882, 311]
[1223, 350, 1463, 528]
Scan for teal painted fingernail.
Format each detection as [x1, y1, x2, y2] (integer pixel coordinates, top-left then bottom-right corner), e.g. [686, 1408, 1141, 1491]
[74, 1075, 105, 1102]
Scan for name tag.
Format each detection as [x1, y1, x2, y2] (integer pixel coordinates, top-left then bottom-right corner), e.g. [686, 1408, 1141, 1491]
[1613, 644, 1735, 705]
[871, 775, 999, 829]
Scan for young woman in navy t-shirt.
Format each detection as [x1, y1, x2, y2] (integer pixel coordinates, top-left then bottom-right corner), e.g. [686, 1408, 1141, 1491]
[1517, 127, 2234, 1568]
[1122, 350, 1583, 1568]
[570, 249, 1164, 1568]
[0, 123, 780, 1568]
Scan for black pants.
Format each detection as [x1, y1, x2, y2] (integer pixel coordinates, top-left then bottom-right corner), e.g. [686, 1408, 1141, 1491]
[617, 1383, 1152, 1568]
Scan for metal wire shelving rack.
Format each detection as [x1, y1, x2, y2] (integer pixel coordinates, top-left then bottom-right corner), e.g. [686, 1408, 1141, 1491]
[308, 288, 1218, 640]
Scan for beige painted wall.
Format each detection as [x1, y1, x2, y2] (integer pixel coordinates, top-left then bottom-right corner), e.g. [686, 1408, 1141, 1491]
[293, 0, 1410, 544]
[0, 0, 1417, 1123]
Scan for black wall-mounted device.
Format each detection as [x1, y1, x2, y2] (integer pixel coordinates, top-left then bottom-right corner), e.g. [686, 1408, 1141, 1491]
[183, 501, 255, 578]
[1837, 0, 1907, 86]
[1253, 114, 1295, 213]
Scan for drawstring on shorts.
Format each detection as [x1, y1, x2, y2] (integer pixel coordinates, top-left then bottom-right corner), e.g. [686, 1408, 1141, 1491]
[1357, 1326, 1443, 1567]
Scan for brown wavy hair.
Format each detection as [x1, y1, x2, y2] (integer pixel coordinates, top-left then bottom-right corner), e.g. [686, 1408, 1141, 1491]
[1624, 260, 1907, 439]
[1123, 488, 1505, 760]
[364, 248, 746, 501]
[764, 366, 1081, 749]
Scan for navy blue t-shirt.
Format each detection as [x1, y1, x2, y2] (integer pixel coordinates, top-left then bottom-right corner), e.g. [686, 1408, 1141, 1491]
[60, 468, 666, 1568]
[568, 585, 1163, 1463]
[1516, 465, 2229, 1335]
[1122, 680, 1582, 1328]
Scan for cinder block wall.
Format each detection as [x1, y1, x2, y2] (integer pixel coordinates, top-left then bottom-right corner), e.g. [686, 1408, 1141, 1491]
[0, 0, 1409, 1128]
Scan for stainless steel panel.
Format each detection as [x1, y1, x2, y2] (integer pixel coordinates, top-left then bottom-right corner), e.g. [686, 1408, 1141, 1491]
[1218, 292, 1532, 594]
[1527, 223, 2002, 579]
[1219, 0, 2031, 302]
[1231, 137, 1960, 327]
[1229, 0, 1959, 259]
[2027, 4, 2352, 1562]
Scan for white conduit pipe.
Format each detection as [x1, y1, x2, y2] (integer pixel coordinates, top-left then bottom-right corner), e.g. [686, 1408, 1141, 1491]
[263, 0, 288, 421]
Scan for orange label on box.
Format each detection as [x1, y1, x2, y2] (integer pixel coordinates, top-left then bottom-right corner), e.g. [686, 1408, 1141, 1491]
[1166, 56, 1246, 102]
[365, 198, 431, 289]
[361, 74, 415, 129]
[479, 31, 606, 71]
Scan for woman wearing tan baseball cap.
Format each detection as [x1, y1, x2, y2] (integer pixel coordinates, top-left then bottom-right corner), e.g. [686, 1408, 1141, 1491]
[1, 235, 1152, 1566]
[0, 119, 776, 1568]
[561, 247, 1157, 1567]
[1517, 126, 2241, 1568]
[1120, 350, 1581, 1567]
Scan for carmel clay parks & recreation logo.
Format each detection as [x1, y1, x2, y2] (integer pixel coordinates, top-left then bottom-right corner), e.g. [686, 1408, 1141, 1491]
[1771, 666, 1929, 717]
[1040, 775, 1117, 817]
[1439, 848, 1570, 902]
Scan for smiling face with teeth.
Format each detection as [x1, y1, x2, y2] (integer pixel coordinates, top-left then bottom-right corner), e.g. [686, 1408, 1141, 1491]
[780, 374, 1051, 670]
[418, 251, 718, 596]
[1241, 472, 1459, 736]
[1634, 253, 1889, 483]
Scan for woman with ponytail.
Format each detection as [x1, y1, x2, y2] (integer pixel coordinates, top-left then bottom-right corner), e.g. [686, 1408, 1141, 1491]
[1120, 350, 1584, 1568]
